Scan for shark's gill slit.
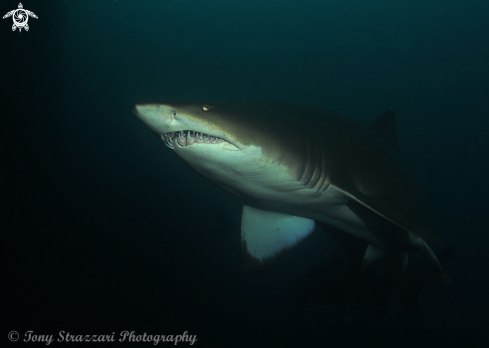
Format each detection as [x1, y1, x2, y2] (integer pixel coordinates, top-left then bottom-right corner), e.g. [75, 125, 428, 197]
[161, 130, 226, 149]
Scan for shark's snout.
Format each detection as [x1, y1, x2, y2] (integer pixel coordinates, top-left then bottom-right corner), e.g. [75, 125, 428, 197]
[131, 103, 175, 135]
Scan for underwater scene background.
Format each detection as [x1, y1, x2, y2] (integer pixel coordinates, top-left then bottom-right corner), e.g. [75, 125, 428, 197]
[2, 0, 488, 346]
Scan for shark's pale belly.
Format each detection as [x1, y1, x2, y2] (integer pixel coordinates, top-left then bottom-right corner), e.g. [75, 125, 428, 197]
[177, 143, 411, 249]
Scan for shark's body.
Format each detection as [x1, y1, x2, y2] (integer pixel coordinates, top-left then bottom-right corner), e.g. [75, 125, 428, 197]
[132, 100, 442, 278]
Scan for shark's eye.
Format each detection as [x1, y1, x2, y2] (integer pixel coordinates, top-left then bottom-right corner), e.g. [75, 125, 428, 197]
[202, 105, 214, 112]
[172, 112, 176, 116]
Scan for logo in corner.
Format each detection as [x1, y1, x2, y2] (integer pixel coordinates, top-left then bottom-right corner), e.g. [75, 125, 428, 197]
[3, 3, 37, 32]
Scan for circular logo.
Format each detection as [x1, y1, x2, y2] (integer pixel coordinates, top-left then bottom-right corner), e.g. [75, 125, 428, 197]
[13, 9, 28, 27]
[8, 331, 19, 342]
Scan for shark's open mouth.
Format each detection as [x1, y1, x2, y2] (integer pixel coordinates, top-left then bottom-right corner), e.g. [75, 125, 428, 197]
[161, 130, 227, 149]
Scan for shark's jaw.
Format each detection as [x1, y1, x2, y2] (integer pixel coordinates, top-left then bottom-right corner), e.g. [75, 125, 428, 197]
[132, 103, 242, 151]
[131, 101, 308, 205]
[160, 130, 227, 149]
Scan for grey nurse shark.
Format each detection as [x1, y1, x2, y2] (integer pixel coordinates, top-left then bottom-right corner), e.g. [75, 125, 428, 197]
[132, 100, 443, 280]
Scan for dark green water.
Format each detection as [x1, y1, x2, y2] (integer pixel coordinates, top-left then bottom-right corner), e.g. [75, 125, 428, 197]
[2, 0, 488, 346]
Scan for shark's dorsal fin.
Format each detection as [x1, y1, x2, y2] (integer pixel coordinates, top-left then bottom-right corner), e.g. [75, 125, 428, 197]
[368, 111, 400, 152]
[241, 205, 315, 273]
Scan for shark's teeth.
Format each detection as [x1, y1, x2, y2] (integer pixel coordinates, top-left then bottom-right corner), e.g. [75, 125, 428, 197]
[161, 134, 175, 149]
[161, 130, 225, 149]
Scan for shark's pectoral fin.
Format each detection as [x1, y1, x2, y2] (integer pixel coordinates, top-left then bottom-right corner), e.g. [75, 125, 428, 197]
[241, 205, 315, 273]
[330, 184, 443, 245]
